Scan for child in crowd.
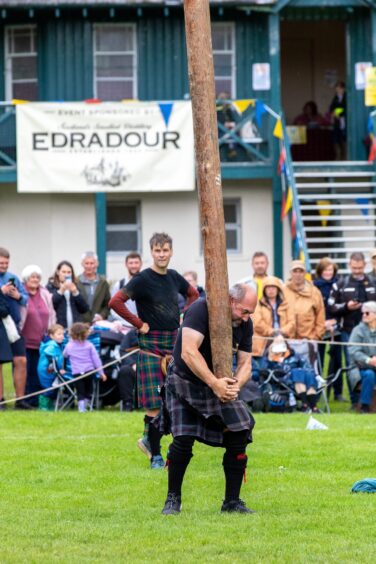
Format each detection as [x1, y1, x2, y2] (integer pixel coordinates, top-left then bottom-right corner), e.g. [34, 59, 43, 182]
[38, 323, 66, 411]
[257, 336, 320, 413]
[63, 322, 106, 412]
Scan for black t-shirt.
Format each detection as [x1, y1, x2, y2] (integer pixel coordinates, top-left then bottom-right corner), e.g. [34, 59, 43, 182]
[124, 268, 190, 330]
[173, 298, 253, 382]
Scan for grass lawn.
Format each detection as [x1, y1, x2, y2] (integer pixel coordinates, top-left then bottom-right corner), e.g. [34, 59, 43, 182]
[1, 363, 376, 563]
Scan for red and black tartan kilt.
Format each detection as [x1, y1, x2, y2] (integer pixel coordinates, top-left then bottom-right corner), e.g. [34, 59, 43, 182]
[137, 330, 177, 410]
[157, 365, 255, 446]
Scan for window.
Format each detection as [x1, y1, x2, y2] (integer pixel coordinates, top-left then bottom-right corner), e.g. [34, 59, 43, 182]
[224, 199, 241, 252]
[5, 26, 38, 100]
[94, 24, 137, 100]
[211, 22, 236, 98]
[106, 202, 141, 253]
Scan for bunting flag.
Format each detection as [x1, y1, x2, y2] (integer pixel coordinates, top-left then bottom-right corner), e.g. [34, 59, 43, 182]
[255, 99, 267, 127]
[273, 118, 283, 139]
[84, 98, 102, 104]
[282, 186, 293, 218]
[12, 99, 28, 105]
[368, 140, 376, 162]
[232, 99, 255, 114]
[277, 148, 286, 175]
[317, 200, 331, 227]
[356, 197, 370, 217]
[158, 102, 174, 128]
[291, 209, 297, 240]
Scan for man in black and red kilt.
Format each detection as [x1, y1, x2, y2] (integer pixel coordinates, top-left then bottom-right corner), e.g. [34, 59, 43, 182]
[109, 232, 199, 468]
[158, 283, 257, 514]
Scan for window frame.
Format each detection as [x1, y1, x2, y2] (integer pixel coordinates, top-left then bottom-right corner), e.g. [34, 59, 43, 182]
[93, 23, 138, 101]
[224, 198, 242, 254]
[211, 21, 236, 98]
[4, 24, 38, 101]
[106, 201, 142, 255]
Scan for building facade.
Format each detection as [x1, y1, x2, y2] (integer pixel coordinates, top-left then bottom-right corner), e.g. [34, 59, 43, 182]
[0, 0, 375, 283]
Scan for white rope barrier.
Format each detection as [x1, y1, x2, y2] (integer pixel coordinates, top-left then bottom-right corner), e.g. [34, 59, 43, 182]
[0, 348, 140, 407]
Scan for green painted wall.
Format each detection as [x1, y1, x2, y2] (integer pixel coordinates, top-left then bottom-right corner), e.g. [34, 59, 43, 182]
[347, 9, 372, 161]
[0, 26, 4, 100]
[38, 19, 93, 101]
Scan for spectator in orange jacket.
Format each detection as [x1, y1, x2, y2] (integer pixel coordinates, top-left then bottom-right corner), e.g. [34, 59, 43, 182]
[283, 260, 325, 341]
[252, 276, 295, 358]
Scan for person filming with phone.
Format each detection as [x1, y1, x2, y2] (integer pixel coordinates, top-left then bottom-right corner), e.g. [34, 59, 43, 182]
[0, 247, 29, 408]
[328, 252, 376, 407]
[46, 260, 89, 329]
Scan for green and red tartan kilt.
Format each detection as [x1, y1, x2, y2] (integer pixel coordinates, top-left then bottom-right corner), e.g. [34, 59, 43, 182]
[156, 363, 255, 446]
[137, 330, 177, 410]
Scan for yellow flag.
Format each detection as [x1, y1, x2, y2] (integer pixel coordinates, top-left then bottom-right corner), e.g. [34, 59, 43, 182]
[12, 99, 28, 105]
[285, 186, 293, 215]
[317, 200, 331, 227]
[232, 99, 255, 114]
[273, 118, 283, 139]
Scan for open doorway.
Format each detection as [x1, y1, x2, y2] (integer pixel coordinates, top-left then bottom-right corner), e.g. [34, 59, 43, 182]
[281, 20, 346, 161]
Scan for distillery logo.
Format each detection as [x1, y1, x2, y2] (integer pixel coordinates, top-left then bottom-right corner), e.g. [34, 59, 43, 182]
[32, 130, 181, 150]
[82, 159, 130, 188]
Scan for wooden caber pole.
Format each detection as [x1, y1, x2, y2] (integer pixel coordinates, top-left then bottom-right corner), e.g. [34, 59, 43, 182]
[183, 0, 232, 379]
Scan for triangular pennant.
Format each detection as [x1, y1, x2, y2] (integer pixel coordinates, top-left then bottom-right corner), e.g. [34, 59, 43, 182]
[277, 148, 286, 175]
[84, 98, 101, 104]
[12, 99, 28, 105]
[232, 99, 253, 114]
[273, 118, 283, 139]
[255, 100, 266, 127]
[317, 200, 331, 226]
[158, 102, 174, 128]
[368, 140, 376, 163]
[356, 197, 370, 217]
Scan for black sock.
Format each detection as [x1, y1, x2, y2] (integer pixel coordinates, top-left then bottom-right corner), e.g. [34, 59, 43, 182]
[223, 452, 247, 502]
[307, 394, 317, 409]
[297, 392, 307, 406]
[144, 414, 153, 437]
[167, 439, 194, 498]
[148, 420, 162, 457]
[361, 403, 370, 413]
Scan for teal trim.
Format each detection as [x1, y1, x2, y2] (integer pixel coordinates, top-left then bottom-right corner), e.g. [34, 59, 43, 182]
[269, 13, 283, 278]
[371, 8, 376, 64]
[95, 193, 107, 275]
[0, 27, 4, 100]
[286, 0, 369, 6]
[221, 164, 273, 179]
[0, 170, 16, 183]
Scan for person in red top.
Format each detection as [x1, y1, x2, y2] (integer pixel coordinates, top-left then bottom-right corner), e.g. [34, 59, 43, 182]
[20, 265, 56, 407]
[109, 232, 199, 469]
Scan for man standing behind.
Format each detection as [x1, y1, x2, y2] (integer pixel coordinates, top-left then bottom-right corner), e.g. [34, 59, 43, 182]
[77, 251, 111, 323]
[0, 247, 29, 408]
[109, 233, 199, 468]
[110, 252, 142, 329]
[238, 251, 270, 300]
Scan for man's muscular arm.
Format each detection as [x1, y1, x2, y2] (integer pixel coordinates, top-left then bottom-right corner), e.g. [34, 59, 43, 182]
[109, 291, 149, 332]
[181, 327, 239, 402]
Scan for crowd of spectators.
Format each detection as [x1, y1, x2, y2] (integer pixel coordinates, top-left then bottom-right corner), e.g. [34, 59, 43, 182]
[1, 244, 376, 414]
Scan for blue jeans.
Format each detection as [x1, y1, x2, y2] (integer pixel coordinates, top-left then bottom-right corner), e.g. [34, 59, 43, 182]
[359, 369, 376, 406]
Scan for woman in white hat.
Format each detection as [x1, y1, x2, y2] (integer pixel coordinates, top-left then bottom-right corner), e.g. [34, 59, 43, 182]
[19, 265, 56, 407]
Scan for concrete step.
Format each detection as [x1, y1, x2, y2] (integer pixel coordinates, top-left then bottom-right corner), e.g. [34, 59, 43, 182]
[298, 192, 376, 199]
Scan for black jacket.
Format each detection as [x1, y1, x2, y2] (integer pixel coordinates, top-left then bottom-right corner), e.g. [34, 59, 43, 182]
[0, 292, 13, 363]
[328, 274, 376, 333]
[46, 282, 89, 329]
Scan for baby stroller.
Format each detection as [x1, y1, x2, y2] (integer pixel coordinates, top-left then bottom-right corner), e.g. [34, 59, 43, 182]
[93, 328, 138, 410]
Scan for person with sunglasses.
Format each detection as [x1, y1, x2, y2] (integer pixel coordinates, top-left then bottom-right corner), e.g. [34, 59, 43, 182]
[348, 301, 376, 413]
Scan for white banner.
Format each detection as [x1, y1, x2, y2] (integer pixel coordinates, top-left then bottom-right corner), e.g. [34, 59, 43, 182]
[16, 101, 195, 193]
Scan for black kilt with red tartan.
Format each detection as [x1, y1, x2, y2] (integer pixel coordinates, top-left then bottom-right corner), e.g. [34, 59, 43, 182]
[157, 363, 255, 446]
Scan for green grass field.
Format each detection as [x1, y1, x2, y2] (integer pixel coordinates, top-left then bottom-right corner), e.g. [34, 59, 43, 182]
[1, 365, 375, 563]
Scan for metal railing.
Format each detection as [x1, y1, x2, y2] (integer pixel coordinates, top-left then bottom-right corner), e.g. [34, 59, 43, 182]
[0, 103, 16, 169]
[280, 113, 311, 272]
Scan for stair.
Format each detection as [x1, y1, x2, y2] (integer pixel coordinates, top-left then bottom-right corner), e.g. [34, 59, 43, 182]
[293, 161, 376, 274]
